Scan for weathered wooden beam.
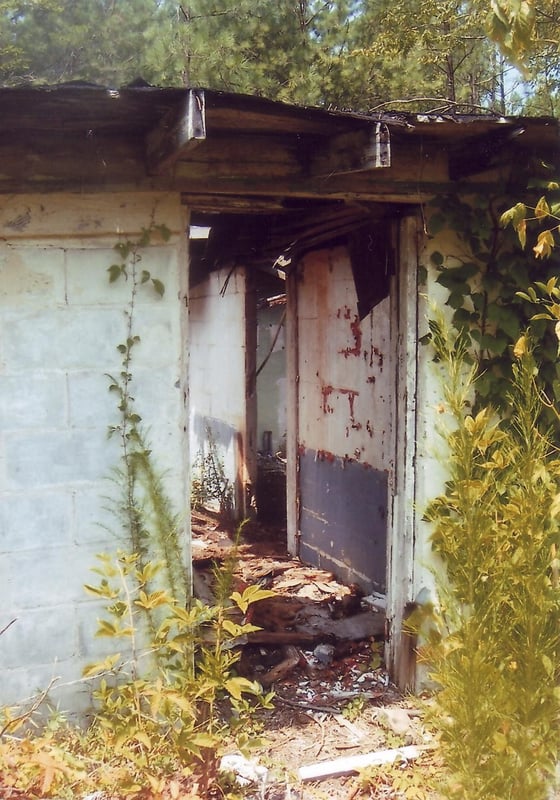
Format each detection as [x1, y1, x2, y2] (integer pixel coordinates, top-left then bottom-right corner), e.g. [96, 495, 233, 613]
[311, 123, 391, 176]
[171, 134, 446, 187]
[146, 88, 206, 175]
[0, 125, 512, 207]
[176, 178, 504, 207]
[245, 630, 321, 645]
[181, 193, 288, 212]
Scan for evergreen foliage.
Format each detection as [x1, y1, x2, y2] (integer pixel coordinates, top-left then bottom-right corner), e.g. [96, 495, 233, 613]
[0, 0, 557, 114]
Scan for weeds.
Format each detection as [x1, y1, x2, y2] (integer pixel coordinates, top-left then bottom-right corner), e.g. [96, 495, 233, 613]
[342, 696, 367, 722]
[191, 425, 235, 520]
[420, 316, 560, 800]
[0, 551, 275, 799]
[358, 754, 441, 800]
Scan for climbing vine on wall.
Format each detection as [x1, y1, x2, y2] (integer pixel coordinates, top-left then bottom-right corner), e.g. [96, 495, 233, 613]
[105, 223, 188, 607]
[426, 191, 560, 417]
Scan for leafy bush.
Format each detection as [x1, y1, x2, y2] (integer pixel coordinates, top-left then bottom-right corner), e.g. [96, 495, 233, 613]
[0, 559, 275, 799]
[420, 318, 560, 800]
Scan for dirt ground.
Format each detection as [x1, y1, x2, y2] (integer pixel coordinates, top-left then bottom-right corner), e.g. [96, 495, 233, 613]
[192, 511, 440, 799]
[232, 650, 439, 799]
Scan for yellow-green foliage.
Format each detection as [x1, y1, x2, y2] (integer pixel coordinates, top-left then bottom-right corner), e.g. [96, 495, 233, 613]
[423, 319, 560, 800]
[0, 554, 275, 798]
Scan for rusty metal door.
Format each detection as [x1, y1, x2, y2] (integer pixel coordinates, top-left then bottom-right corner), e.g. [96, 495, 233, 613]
[290, 244, 394, 594]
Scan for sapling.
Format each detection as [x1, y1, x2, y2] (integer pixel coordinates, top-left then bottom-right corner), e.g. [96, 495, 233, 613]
[422, 317, 560, 800]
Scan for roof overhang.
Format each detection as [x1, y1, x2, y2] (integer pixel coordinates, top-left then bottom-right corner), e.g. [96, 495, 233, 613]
[0, 84, 557, 210]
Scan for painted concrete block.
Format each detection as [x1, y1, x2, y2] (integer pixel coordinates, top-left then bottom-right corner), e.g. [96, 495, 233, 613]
[2, 660, 93, 717]
[4, 429, 117, 489]
[132, 367, 184, 423]
[2, 545, 95, 610]
[66, 247, 135, 306]
[72, 486, 126, 547]
[130, 310, 178, 368]
[0, 373, 67, 430]
[0, 490, 73, 552]
[0, 193, 185, 241]
[66, 245, 179, 307]
[2, 308, 125, 372]
[0, 192, 189, 715]
[67, 371, 118, 429]
[0, 246, 66, 307]
[1, 606, 79, 670]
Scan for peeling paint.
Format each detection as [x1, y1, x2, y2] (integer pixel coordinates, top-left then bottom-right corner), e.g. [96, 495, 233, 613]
[321, 383, 360, 426]
[316, 448, 336, 463]
[5, 208, 31, 231]
[296, 247, 393, 595]
[321, 383, 335, 414]
[338, 306, 362, 358]
[373, 346, 384, 369]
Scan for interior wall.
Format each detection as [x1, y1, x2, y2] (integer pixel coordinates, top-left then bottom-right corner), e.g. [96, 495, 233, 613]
[256, 303, 287, 458]
[189, 266, 254, 517]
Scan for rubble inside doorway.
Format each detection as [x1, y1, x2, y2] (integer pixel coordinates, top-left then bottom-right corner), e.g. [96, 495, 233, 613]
[192, 509, 386, 688]
[192, 510, 437, 799]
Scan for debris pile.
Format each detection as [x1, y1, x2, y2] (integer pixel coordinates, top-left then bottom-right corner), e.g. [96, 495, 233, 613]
[192, 511, 437, 798]
[191, 510, 386, 689]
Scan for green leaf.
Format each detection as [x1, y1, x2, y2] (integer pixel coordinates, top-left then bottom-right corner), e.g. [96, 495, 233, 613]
[221, 618, 245, 637]
[500, 202, 526, 229]
[138, 228, 151, 247]
[516, 218, 527, 249]
[542, 654, 554, 677]
[114, 241, 132, 258]
[225, 677, 260, 700]
[151, 278, 165, 297]
[158, 224, 171, 242]
[447, 291, 466, 310]
[230, 585, 276, 614]
[133, 731, 152, 749]
[134, 590, 171, 610]
[428, 213, 445, 235]
[533, 230, 555, 259]
[191, 732, 219, 748]
[84, 583, 118, 599]
[107, 264, 124, 283]
[535, 196, 551, 220]
[82, 653, 121, 678]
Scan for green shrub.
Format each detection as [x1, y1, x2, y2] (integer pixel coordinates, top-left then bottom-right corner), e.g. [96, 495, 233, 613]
[422, 318, 560, 800]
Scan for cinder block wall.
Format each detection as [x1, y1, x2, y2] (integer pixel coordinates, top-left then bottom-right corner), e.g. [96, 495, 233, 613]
[0, 193, 189, 717]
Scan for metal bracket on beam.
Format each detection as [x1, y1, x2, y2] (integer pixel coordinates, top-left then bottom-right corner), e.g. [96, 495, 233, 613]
[146, 88, 206, 175]
[311, 122, 391, 177]
[366, 122, 391, 169]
